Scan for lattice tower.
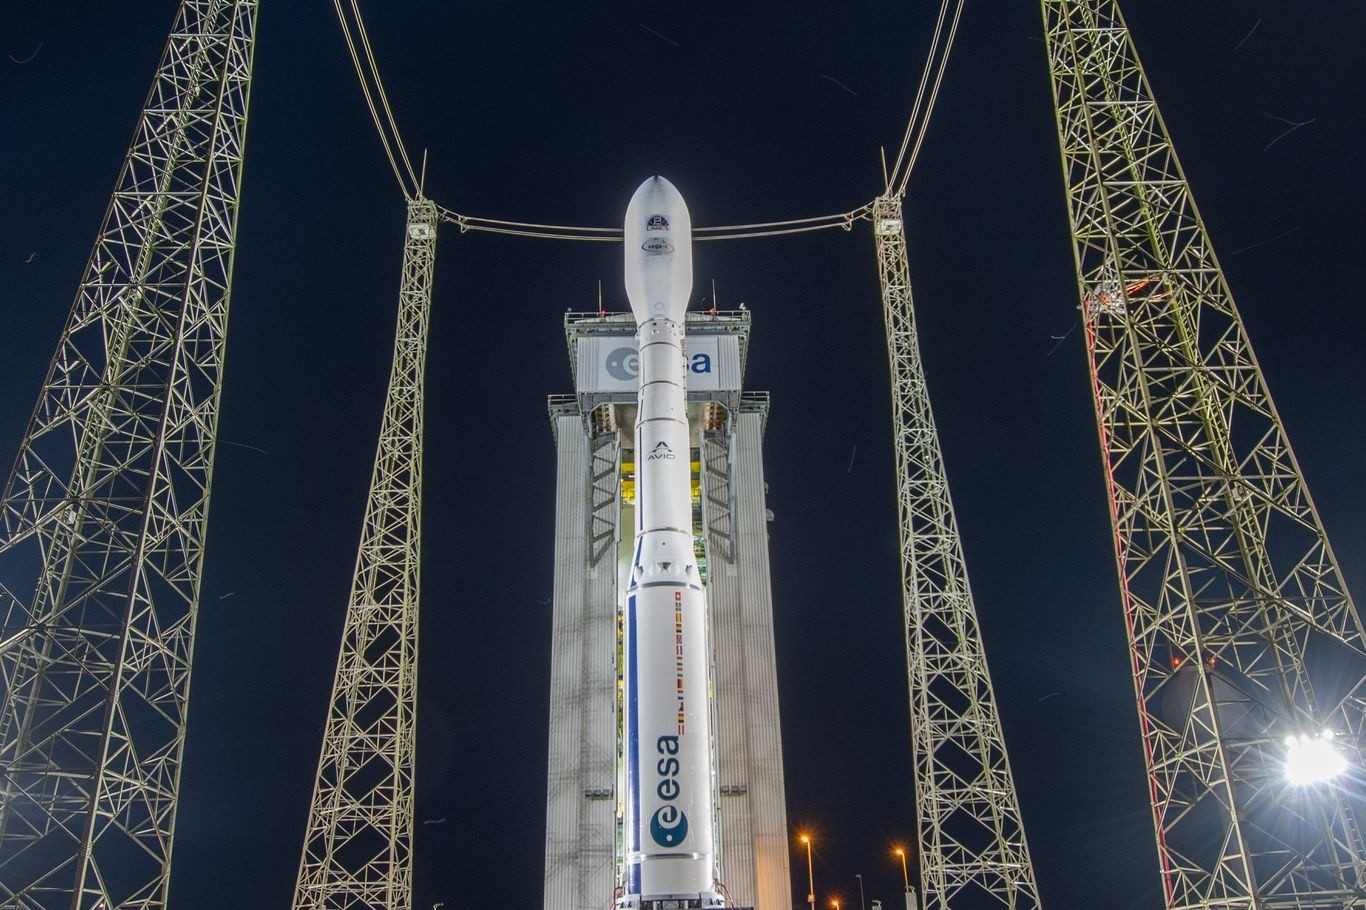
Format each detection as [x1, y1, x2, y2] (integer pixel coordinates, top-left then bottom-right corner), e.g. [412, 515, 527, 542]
[1041, 3, 1366, 908]
[0, 3, 257, 907]
[292, 198, 437, 910]
[872, 195, 1042, 910]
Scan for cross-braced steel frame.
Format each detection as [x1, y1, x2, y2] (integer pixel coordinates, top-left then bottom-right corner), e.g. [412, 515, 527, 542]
[873, 195, 1042, 910]
[1042, 3, 1366, 908]
[292, 198, 437, 910]
[0, 3, 257, 907]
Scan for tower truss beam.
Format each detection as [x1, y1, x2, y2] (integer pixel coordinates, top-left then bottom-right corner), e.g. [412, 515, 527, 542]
[292, 197, 437, 910]
[872, 195, 1042, 910]
[1041, 3, 1366, 908]
[0, 3, 257, 907]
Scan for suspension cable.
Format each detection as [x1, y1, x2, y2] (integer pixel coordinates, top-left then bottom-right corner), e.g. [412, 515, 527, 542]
[348, 0, 419, 191]
[886, 0, 966, 196]
[329, 1, 943, 232]
[333, 0, 419, 198]
[437, 204, 873, 243]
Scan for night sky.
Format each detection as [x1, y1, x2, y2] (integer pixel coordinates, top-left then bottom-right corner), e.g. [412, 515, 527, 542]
[2, 2, 1364, 909]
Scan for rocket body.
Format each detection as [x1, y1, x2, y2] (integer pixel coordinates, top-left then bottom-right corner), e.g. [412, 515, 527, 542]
[621, 178, 721, 904]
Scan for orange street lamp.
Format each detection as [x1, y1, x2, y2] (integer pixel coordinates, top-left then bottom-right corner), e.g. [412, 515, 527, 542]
[801, 835, 815, 910]
[894, 847, 914, 910]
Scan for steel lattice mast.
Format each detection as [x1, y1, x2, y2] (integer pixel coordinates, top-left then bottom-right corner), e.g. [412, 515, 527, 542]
[872, 195, 1042, 910]
[292, 198, 437, 910]
[0, 2, 257, 907]
[1041, 3, 1366, 908]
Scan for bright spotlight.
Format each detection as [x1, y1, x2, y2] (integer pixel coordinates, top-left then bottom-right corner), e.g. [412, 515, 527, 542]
[1284, 730, 1349, 785]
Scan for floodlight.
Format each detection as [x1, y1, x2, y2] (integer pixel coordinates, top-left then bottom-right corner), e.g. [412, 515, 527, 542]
[1284, 730, 1349, 785]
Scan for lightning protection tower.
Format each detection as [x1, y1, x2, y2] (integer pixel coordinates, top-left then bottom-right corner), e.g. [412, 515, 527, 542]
[0, 3, 258, 908]
[871, 195, 1043, 910]
[0, 3, 258, 901]
[543, 308, 792, 910]
[292, 198, 437, 910]
[1042, 3, 1366, 907]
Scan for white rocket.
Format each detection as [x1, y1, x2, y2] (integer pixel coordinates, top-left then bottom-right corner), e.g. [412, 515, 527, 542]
[620, 177, 724, 907]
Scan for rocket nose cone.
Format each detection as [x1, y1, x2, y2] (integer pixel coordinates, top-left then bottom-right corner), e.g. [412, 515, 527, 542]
[624, 177, 694, 323]
[628, 176, 684, 217]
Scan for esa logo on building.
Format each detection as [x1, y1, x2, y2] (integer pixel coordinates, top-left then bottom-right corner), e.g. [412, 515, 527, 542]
[604, 346, 713, 382]
[605, 348, 640, 382]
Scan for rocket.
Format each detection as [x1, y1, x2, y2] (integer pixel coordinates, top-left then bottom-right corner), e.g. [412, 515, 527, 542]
[620, 177, 724, 907]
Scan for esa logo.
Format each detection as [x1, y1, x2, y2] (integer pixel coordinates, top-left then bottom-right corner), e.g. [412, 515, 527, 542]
[604, 346, 713, 382]
[605, 348, 639, 382]
[646, 214, 669, 231]
[650, 735, 689, 848]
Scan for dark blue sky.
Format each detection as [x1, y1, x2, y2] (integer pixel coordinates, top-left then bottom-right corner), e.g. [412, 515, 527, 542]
[2, 2, 1364, 909]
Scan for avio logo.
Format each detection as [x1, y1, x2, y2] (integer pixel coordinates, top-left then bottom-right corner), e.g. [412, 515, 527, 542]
[603, 347, 713, 381]
[647, 441, 676, 461]
[650, 735, 689, 848]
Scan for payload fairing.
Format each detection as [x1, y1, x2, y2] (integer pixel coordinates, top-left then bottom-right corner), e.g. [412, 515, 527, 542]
[620, 177, 725, 909]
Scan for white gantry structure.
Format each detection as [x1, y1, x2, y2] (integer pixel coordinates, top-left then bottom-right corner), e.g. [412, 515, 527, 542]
[872, 194, 1044, 910]
[544, 308, 792, 910]
[1042, 2, 1366, 907]
[0, 2, 257, 907]
[292, 198, 438, 910]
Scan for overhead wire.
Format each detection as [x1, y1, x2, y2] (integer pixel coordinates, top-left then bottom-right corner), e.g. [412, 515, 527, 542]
[695, 209, 869, 233]
[695, 205, 873, 241]
[333, 0, 417, 198]
[885, 0, 966, 197]
[438, 204, 872, 243]
[898, 0, 964, 196]
[348, 0, 419, 192]
[887, 0, 948, 189]
[332, 0, 953, 236]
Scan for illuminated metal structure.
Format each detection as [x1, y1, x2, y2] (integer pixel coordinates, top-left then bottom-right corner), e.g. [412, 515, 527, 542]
[1042, 2, 1366, 907]
[292, 198, 437, 910]
[544, 302, 791, 910]
[0, 2, 258, 907]
[871, 195, 1042, 910]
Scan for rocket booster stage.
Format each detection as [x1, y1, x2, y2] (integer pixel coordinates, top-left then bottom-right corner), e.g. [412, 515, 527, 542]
[620, 178, 723, 907]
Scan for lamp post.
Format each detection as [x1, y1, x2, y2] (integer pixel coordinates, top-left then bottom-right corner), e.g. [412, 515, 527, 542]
[894, 848, 915, 910]
[855, 873, 866, 910]
[801, 835, 815, 910]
